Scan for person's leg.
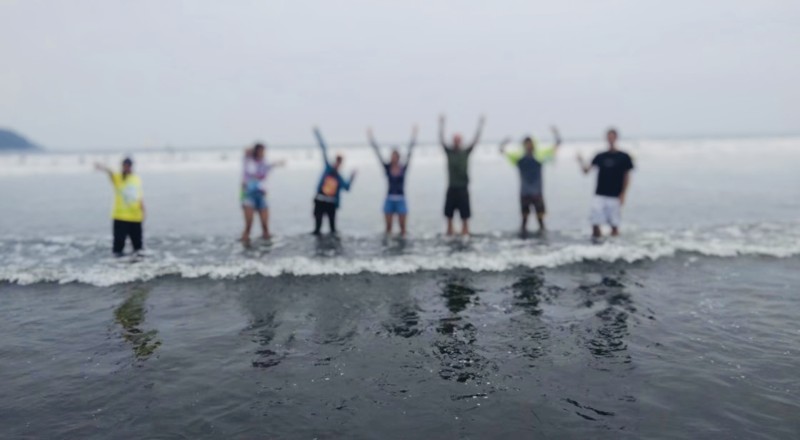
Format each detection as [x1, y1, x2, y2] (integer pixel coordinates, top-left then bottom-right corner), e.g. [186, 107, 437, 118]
[609, 197, 622, 236]
[313, 201, 324, 235]
[534, 196, 546, 231]
[258, 208, 270, 239]
[384, 214, 393, 235]
[328, 205, 337, 233]
[444, 188, 456, 236]
[397, 199, 408, 237]
[460, 188, 471, 236]
[112, 220, 126, 256]
[130, 221, 143, 252]
[590, 196, 605, 239]
[242, 206, 255, 241]
[383, 198, 393, 234]
[520, 196, 530, 234]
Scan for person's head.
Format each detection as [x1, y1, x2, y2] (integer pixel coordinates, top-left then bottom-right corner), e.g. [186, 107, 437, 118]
[334, 154, 343, 170]
[452, 133, 463, 150]
[390, 148, 400, 165]
[121, 157, 133, 174]
[523, 136, 535, 154]
[606, 128, 618, 148]
[253, 143, 265, 160]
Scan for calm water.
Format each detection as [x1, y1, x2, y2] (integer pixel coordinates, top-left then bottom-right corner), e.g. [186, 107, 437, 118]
[1, 137, 799, 438]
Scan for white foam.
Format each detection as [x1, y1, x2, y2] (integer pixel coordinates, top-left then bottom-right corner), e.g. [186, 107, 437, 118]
[1, 223, 798, 286]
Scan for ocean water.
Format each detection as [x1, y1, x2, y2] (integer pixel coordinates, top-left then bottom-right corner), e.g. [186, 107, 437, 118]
[1, 137, 799, 438]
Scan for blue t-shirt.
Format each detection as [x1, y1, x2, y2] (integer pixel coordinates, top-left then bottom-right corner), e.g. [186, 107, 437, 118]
[383, 163, 407, 196]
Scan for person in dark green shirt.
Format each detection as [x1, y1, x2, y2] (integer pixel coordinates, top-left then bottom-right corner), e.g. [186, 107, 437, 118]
[439, 114, 485, 236]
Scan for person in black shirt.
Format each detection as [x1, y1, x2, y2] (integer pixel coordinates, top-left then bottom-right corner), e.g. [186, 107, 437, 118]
[577, 128, 634, 238]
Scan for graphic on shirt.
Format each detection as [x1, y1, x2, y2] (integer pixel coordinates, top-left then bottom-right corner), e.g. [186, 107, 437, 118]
[321, 175, 339, 196]
[121, 183, 140, 205]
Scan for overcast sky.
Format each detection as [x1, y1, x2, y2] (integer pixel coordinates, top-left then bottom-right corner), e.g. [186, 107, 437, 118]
[1, 0, 798, 150]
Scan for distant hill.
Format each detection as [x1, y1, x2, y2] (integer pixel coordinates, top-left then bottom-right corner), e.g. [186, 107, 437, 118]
[0, 129, 41, 150]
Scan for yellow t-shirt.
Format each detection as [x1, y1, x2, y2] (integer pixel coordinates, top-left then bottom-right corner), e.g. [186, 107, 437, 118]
[111, 173, 144, 222]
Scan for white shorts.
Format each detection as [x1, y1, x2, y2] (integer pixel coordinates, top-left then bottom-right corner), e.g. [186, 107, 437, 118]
[590, 195, 622, 227]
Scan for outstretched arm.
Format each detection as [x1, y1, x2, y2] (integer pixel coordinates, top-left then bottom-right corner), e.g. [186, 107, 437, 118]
[313, 127, 330, 166]
[367, 127, 386, 165]
[94, 162, 113, 183]
[269, 159, 287, 168]
[438, 114, 449, 150]
[467, 115, 486, 152]
[577, 153, 593, 174]
[405, 125, 418, 165]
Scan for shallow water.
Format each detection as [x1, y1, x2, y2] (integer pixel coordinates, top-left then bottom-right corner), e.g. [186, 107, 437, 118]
[1, 256, 798, 439]
[1, 137, 799, 438]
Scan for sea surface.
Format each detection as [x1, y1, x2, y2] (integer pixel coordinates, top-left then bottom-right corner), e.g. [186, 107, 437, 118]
[1, 137, 799, 439]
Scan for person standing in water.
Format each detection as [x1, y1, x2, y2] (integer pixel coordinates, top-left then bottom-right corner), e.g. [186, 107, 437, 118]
[577, 128, 634, 239]
[439, 114, 485, 236]
[240, 143, 285, 243]
[94, 157, 145, 256]
[499, 126, 562, 235]
[312, 127, 356, 236]
[367, 125, 418, 237]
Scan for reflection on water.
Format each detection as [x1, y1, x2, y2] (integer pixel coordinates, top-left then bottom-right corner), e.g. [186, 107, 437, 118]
[508, 270, 560, 362]
[314, 234, 344, 257]
[577, 272, 634, 363]
[382, 277, 421, 338]
[113, 286, 161, 360]
[435, 276, 495, 383]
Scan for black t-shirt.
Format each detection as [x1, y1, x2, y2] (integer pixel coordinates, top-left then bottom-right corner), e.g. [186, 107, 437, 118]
[591, 150, 634, 197]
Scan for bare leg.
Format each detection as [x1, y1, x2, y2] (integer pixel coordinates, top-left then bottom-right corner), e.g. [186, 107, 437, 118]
[241, 206, 255, 242]
[611, 226, 620, 237]
[384, 214, 393, 235]
[461, 220, 470, 236]
[592, 225, 602, 238]
[399, 214, 407, 237]
[258, 208, 270, 239]
[536, 213, 546, 231]
[446, 218, 454, 236]
[521, 213, 529, 235]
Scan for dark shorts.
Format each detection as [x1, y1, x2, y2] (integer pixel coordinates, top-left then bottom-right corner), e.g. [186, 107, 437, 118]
[444, 187, 471, 220]
[520, 194, 545, 215]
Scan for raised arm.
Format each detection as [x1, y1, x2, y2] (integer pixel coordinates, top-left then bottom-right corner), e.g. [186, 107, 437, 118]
[551, 126, 562, 151]
[498, 137, 512, 155]
[367, 127, 386, 165]
[405, 125, 418, 165]
[438, 114, 449, 150]
[313, 127, 330, 166]
[467, 115, 486, 152]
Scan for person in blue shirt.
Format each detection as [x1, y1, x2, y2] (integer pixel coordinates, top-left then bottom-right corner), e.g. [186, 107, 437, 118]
[498, 126, 562, 235]
[312, 127, 357, 235]
[367, 125, 417, 237]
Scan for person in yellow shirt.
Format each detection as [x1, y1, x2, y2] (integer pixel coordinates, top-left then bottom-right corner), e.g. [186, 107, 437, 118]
[95, 158, 145, 256]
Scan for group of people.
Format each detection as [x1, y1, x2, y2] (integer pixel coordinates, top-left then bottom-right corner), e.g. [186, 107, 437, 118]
[96, 115, 634, 256]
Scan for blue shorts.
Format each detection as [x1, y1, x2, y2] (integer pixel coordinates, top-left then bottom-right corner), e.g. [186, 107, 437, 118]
[383, 197, 408, 215]
[242, 190, 267, 210]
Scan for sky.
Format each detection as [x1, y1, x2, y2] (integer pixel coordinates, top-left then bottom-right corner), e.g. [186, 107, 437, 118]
[0, 0, 798, 150]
